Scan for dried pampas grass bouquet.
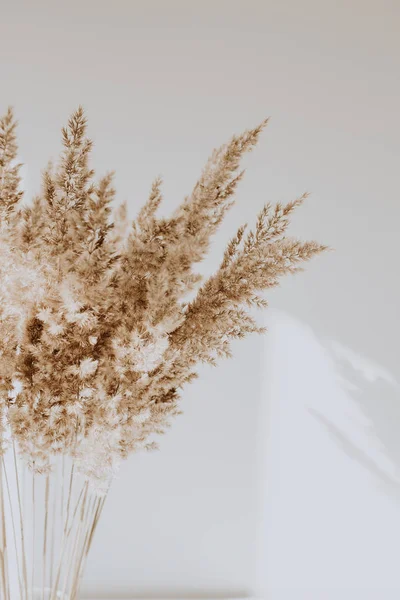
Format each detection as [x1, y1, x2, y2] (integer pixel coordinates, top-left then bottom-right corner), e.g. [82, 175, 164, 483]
[0, 106, 325, 599]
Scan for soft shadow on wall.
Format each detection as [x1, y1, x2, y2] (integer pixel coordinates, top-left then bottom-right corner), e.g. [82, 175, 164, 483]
[310, 340, 400, 498]
[257, 309, 400, 600]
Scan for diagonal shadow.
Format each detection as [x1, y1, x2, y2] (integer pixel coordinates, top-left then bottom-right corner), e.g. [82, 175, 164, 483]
[310, 339, 400, 498]
[309, 407, 400, 497]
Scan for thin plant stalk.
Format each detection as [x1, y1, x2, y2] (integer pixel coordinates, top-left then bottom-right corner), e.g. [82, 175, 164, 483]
[12, 441, 28, 600]
[2, 456, 23, 599]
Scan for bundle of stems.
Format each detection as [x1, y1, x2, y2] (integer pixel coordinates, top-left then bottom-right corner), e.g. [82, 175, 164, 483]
[0, 449, 105, 599]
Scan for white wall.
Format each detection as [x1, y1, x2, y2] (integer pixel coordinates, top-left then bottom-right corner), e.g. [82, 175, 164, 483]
[258, 311, 399, 600]
[1, 1, 399, 598]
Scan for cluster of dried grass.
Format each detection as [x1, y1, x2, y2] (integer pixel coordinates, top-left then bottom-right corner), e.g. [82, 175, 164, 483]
[0, 107, 326, 489]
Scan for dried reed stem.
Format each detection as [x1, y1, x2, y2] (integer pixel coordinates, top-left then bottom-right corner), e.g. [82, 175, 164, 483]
[13, 441, 28, 600]
[42, 474, 50, 600]
[49, 467, 57, 593]
[31, 469, 35, 599]
[2, 456, 23, 599]
[0, 459, 9, 600]
[50, 459, 76, 600]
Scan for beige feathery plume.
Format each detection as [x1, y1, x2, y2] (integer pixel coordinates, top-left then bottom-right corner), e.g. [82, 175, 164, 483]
[0, 106, 327, 485]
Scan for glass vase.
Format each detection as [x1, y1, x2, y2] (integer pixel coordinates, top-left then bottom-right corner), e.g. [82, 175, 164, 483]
[0, 442, 107, 600]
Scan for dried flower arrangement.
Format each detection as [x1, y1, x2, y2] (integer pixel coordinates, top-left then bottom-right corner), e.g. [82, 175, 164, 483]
[0, 106, 326, 599]
[0, 105, 328, 483]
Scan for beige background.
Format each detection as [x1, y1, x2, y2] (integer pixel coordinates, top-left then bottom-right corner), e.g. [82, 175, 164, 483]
[1, 1, 400, 598]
